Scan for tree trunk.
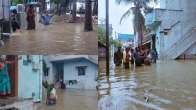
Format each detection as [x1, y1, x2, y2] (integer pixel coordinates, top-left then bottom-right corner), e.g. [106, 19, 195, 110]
[58, 4, 62, 16]
[134, 1, 144, 47]
[72, 0, 77, 21]
[38, 0, 46, 13]
[84, 0, 93, 31]
[93, 0, 98, 16]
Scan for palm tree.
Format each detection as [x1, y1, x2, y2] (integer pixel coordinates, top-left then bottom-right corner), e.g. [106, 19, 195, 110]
[84, 0, 93, 31]
[116, 0, 157, 46]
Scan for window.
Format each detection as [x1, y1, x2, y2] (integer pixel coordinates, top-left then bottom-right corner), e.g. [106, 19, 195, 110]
[77, 66, 87, 76]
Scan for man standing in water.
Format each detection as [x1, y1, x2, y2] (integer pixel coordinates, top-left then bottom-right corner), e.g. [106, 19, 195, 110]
[26, 5, 35, 30]
[123, 47, 131, 69]
[114, 47, 123, 66]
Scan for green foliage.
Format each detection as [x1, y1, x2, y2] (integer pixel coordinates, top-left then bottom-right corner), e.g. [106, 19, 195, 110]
[110, 39, 122, 47]
[98, 25, 122, 47]
[12, 0, 24, 6]
[50, 0, 63, 4]
[98, 26, 106, 44]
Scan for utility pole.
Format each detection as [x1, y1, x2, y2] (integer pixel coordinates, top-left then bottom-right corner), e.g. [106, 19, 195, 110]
[2, 0, 5, 19]
[106, 0, 109, 76]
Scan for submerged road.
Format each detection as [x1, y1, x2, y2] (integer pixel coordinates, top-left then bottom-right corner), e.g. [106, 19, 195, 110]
[0, 22, 97, 55]
[98, 60, 196, 110]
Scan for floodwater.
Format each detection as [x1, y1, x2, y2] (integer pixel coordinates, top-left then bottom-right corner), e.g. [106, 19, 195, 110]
[0, 89, 98, 110]
[98, 60, 196, 110]
[37, 89, 98, 110]
[0, 22, 98, 55]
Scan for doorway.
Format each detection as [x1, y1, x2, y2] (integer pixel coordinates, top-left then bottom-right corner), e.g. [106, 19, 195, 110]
[53, 62, 64, 83]
[6, 55, 18, 97]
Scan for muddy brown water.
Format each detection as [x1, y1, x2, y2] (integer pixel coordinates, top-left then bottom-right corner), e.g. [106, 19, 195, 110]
[0, 89, 98, 110]
[0, 22, 98, 55]
[98, 60, 196, 110]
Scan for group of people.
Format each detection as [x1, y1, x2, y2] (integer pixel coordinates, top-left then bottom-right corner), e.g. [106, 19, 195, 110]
[114, 46, 158, 69]
[11, 5, 35, 32]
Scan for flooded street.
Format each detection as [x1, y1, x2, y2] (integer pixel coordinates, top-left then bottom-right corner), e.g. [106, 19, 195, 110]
[0, 89, 97, 110]
[98, 60, 196, 110]
[0, 22, 97, 55]
[37, 89, 98, 110]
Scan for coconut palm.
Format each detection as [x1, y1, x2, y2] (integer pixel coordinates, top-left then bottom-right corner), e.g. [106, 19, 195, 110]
[116, 0, 157, 46]
[84, 0, 93, 31]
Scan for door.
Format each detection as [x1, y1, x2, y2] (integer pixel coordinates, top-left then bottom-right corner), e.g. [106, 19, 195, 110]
[6, 55, 18, 97]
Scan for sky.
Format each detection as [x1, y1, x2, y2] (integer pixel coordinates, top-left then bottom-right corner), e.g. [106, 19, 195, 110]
[98, 0, 134, 34]
[98, 0, 160, 35]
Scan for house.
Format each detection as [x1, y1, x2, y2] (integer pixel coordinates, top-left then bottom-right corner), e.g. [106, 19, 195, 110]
[3, 55, 43, 102]
[145, 0, 196, 59]
[44, 55, 98, 90]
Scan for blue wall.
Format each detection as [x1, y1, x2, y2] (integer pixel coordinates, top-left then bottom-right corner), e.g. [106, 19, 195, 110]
[18, 55, 43, 101]
[53, 58, 98, 89]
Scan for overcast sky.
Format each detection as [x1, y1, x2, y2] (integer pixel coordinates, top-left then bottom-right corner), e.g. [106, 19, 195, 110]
[98, 0, 160, 35]
[98, 0, 134, 34]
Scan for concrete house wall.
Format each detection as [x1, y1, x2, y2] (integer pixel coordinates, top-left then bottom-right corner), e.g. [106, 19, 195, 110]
[146, 0, 196, 59]
[18, 55, 43, 101]
[44, 55, 98, 90]
[63, 58, 97, 89]
[164, 0, 196, 54]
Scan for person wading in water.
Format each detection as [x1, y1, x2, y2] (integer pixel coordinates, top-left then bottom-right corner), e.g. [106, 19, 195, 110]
[123, 47, 131, 69]
[114, 47, 123, 67]
[26, 5, 35, 30]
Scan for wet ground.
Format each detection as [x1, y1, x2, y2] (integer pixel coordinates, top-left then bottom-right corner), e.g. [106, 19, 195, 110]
[0, 89, 98, 110]
[98, 60, 196, 110]
[0, 22, 97, 55]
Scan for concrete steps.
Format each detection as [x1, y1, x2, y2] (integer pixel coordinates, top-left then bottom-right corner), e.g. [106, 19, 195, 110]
[164, 28, 196, 59]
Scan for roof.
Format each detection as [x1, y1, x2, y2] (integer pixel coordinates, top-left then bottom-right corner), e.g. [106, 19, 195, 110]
[118, 33, 134, 42]
[45, 55, 98, 65]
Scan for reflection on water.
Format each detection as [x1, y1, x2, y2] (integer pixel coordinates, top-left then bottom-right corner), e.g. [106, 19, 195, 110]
[0, 22, 98, 54]
[0, 89, 97, 110]
[98, 60, 196, 110]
